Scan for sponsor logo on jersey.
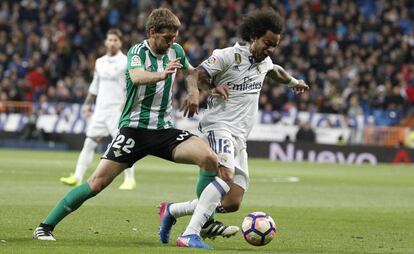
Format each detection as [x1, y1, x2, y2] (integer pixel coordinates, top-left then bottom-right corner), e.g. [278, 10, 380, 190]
[228, 76, 262, 91]
[131, 55, 141, 66]
[206, 56, 217, 65]
[232, 65, 240, 71]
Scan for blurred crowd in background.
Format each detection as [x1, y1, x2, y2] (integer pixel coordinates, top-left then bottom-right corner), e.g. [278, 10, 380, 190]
[0, 0, 413, 127]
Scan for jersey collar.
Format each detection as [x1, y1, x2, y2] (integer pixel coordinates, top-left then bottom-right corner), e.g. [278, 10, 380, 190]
[106, 50, 122, 62]
[107, 50, 122, 58]
[234, 42, 258, 64]
[234, 42, 251, 57]
[234, 42, 269, 65]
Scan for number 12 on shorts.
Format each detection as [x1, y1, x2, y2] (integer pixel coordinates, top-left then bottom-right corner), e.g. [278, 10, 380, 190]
[217, 139, 231, 154]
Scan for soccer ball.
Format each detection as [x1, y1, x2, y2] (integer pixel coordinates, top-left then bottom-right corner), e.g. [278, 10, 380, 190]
[241, 212, 276, 246]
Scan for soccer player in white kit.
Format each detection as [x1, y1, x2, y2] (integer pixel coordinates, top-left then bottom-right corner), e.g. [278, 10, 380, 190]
[60, 29, 136, 190]
[159, 10, 309, 249]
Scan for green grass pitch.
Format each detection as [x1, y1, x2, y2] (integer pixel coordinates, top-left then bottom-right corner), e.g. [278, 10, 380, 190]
[0, 148, 413, 254]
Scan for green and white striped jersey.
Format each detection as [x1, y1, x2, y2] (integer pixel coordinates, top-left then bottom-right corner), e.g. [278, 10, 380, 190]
[119, 40, 189, 129]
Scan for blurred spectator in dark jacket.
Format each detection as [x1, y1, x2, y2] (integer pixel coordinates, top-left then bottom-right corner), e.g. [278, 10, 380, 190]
[295, 121, 316, 143]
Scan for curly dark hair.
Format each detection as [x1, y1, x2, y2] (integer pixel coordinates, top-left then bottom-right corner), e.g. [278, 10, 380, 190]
[238, 9, 284, 42]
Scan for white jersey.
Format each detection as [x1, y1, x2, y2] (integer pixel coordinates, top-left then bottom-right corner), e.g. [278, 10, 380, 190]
[89, 51, 127, 115]
[199, 42, 274, 143]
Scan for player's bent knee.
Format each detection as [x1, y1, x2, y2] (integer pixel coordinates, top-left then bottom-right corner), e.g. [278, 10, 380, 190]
[87, 177, 107, 193]
[200, 150, 219, 171]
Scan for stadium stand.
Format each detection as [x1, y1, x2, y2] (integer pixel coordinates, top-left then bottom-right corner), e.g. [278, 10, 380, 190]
[0, 0, 413, 146]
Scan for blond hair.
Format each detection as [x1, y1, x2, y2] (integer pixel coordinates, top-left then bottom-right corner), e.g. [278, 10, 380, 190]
[146, 8, 181, 34]
[107, 28, 122, 40]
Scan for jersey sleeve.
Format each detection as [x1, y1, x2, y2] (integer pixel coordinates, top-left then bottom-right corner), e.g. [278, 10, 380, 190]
[199, 48, 230, 79]
[88, 60, 99, 95]
[265, 57, 274, 73]
[127, 44, 145, 70]
[172, 43, 190, 70]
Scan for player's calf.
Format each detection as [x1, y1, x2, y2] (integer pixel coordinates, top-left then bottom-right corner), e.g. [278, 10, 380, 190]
[217, 202, 240, 213]
[218, 182, 244, 212]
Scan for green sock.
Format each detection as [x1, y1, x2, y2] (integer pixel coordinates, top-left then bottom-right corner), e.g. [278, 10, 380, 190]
[196, 168, 217, 198]
[43, 182, 97, 226]
[196, 168, 217, 220]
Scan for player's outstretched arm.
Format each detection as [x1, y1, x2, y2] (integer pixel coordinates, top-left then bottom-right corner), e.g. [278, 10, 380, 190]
[268, 64, 309, 94]
[129, 58, 182, 85]
[182, 65, 199, 95]
[181, 65, 201, 117]
[181, 66, 229, 117]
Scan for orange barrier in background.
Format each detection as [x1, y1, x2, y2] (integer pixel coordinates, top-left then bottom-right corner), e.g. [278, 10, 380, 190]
[0, 101, 33, 114]
[364, 126, 409, 147]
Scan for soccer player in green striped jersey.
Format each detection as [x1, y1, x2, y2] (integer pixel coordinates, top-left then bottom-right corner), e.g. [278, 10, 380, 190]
[33, 9, 228, 249]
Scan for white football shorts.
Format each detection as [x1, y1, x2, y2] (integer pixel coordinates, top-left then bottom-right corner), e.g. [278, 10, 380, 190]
[86, 111, 121, 139]
[202, 130, 249, 191]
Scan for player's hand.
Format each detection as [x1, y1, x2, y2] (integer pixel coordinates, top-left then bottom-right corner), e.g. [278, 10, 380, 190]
[162, 58, 182, 79]
[181, 92, 200, 118]
[81, 104, 92, 118]
[210, 84, 229, 100]
[291, 80, 309, 94]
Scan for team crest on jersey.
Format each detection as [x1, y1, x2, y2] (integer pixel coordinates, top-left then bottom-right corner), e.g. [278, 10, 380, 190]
[234, 53, 241, 64]
[131, 55, 141, 66]
[206, 56, 217, 65]
[219, 154, 229, 164]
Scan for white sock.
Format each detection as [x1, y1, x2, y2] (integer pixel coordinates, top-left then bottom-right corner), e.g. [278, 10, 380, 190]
[123, 165, 135, 182]
[169, 199, 198, 218]
[182, 177, 229, 236]
[74, 137, 97, 181]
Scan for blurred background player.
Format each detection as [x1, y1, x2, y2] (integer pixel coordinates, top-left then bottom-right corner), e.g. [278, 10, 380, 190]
[60, 29, 136, 190]
[159, 9, 308, 249]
